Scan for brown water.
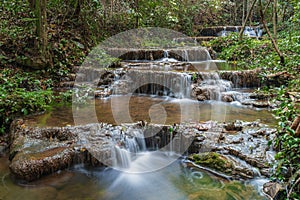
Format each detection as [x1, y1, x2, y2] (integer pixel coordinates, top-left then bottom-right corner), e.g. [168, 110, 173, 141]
[25, 95, 276, 127]
[0, 154, 267, 200]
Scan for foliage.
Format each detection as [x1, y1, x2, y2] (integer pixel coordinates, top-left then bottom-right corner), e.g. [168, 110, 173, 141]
[208, 33, 274, 69]
[0, 69, 54, 134]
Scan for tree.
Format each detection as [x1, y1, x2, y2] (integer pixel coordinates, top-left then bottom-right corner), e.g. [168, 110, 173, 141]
[23, 0, 51, 69]
[259, 0, 284, 65]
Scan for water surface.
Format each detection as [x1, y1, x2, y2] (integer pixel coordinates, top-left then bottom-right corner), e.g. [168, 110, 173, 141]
[25, 95, 276, 127]
[0, 153, 267, 200]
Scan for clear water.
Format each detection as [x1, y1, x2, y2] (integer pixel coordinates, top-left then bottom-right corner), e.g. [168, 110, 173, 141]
[0, 153, 267, 200]
[25, 95, 276, 127]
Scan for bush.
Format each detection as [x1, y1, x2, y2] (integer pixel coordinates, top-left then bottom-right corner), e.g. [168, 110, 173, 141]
[0, 69, 54, 134]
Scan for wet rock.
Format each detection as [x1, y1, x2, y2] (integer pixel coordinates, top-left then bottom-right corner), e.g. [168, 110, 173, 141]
[8, 121, 114, 181]
[94, 89, 111, 98]
[97, 71, 115, 86]
[196, 94, 207, 101]
[219, 69, 261, 88]
[9, 118, 277, 182]
[252, 101, 270, 108]
[224, 121, 243, 132]
[249, 92, 270, 100]
[190, 152, 233, 175]
[10, 146, 75, 181]
[222, 94, 234, 102]
[263, 182, 284, 200]
[232, 166, 254, 179]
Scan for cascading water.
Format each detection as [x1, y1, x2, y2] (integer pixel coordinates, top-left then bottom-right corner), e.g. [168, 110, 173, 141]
[194, 72, 233, 101]
[112, 128, 148, 169]
[114, 70, 191, 99]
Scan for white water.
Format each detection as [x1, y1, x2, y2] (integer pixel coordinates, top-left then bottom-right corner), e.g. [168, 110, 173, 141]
[197, 72, 233, 101]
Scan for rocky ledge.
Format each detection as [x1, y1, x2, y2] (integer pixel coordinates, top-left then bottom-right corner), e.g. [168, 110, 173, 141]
[9, 119, 276, 182]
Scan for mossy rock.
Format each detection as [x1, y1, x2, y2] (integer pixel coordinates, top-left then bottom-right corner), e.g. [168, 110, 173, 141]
[191, 152, 233, 174]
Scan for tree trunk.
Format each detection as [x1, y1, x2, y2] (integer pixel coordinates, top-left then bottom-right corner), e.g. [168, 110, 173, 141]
[242, 0, 247, 24]
[259, 0, 284, 66]
[273, 0, 277, 41]
[239, 0, 258, 40]
[135, 0, 139, 28]
[22, 0, 51, 69]
[35, 0, 51, 68]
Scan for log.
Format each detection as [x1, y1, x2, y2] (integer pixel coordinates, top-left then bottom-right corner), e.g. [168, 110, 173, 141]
[296, 123, 300, 137]
[291, 115, 300, 130]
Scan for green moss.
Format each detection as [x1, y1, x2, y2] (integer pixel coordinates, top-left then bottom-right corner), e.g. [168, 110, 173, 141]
[192, 152, 233, 173]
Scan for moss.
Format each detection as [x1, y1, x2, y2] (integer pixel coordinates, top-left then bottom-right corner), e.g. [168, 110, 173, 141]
[192, 152, 233, 174]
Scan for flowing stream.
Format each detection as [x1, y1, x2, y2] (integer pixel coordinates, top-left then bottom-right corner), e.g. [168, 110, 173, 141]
[0, 150, 268, 200]
[2, 46, 275, 200]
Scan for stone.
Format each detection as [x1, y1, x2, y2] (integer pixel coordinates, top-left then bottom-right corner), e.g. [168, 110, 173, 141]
[224, 122, 243, 132]
[263, 182, 284, 199]
[190, 152, 233, 174]
[252, 101, 270, 108]
[196, 94, 206, 101]
[222, 94, 233, 102]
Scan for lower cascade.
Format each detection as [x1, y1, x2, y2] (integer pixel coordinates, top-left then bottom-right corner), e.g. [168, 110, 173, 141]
[112, 128, 147, 169]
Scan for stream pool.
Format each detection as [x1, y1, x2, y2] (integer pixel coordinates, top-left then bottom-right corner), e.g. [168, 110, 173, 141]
[25, 95, 276, 127]
[0, 152, 267, 200]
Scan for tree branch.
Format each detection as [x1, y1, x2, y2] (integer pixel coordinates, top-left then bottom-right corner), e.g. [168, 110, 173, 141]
[239, 0, 258, 40]
[259, 0, 284, 65]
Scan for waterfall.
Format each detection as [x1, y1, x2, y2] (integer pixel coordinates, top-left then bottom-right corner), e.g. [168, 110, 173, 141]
[131, 129, 146, 151]
[113, 145, 131, 168]
[119, 70, 191, 99]
[112, 128, 147, 169]
[182, 49, 189, 62]
[195, 72, 232, 101]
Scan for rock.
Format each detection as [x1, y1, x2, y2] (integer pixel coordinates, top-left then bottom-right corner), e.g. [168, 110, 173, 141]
[190, 152, 233, 174]
[195, 125, 208, 131]
[8, 122, 114, 181]
[196, 94, 206, 101]
[222, 94, 233, 102]
[252, 101, 270, 108]
[219, 69, 261, 88]
[59, 81, 74, 88]
[263, 182, 284, 200]
[224, 122, 243, 132]
[9, 118, 276, 182]
[249, 92, 270, 100]
[9, 146, 75, 181]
